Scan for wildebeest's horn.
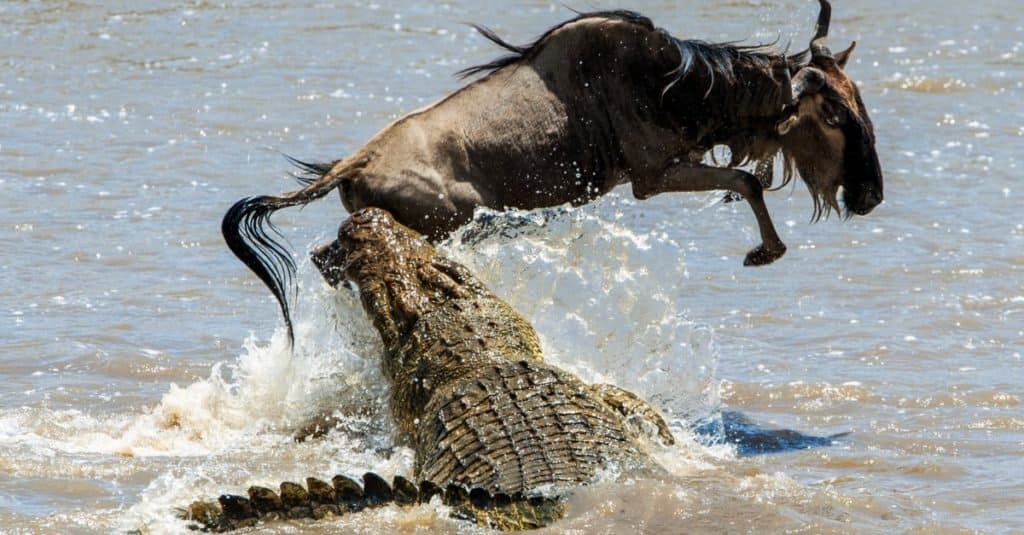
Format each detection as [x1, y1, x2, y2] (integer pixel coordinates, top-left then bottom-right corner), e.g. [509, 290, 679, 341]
[810, 0, 833, 59]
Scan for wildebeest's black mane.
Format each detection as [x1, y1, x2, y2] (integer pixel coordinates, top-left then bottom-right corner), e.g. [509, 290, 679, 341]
[458, 9, 781, 96]
[457, 10, 655, 79]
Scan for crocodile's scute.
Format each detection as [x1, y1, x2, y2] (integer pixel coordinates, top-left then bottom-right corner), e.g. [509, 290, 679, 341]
[182, 208, 671, 531]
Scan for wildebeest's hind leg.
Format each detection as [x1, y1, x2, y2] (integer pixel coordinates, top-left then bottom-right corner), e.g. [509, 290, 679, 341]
[631, 163, 786, 266]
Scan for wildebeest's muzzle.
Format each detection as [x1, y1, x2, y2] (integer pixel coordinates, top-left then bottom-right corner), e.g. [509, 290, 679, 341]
[841, 121, 884, 216]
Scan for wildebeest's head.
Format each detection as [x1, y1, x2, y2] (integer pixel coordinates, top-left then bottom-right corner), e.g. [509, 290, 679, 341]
[776, 0, 883, 220]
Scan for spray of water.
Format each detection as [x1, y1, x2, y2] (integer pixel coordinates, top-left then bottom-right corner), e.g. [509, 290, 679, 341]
[445, 200, 722, 429]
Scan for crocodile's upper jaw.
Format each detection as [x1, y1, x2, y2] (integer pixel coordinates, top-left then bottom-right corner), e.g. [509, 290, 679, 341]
[312, 207, 479, 350]
[311, 239, 346, 287]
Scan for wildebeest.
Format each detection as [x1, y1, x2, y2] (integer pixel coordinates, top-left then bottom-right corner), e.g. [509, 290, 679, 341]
[223, 1, 883, 340]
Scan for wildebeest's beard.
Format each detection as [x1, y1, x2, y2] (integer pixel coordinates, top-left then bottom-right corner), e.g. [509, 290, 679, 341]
[799, 157, 842, 222]
[779, 131, 843, 222]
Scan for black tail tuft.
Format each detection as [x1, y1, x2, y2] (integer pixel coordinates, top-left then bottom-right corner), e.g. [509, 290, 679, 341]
[221, 196, 297, 344]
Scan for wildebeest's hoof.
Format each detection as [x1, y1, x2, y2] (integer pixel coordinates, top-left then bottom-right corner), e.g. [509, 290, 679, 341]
[743, 243, 786, 266]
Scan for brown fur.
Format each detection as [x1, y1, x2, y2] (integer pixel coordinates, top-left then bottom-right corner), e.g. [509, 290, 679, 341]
[222, 3, 883, 341]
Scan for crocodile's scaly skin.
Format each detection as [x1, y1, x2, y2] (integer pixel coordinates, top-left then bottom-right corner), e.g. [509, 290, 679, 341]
[182, 208, 671, 531]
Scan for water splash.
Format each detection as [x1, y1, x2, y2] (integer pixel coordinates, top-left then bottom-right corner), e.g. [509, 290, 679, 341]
[445, 201, 721, 428]
[120, 196, 726, 457]
[6, 196, 733, 531]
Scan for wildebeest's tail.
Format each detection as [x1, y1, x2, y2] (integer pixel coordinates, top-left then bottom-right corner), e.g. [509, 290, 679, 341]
[221, 157, 354, 344]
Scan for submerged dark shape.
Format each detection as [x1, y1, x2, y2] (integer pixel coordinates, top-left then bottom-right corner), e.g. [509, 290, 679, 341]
[184, 207, 675, 531]
[222, 1, 883, 343]
[693, 410, 850, 456]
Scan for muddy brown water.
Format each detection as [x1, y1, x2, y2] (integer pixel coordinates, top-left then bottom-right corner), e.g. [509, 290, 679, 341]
[2, 1, 1021, 533]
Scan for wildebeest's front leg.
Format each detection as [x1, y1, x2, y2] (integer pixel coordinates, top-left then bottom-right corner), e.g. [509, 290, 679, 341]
[632, 163, 786, 266]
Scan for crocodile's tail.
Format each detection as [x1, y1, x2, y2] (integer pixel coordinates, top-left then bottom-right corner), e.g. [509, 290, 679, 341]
[178, 472, 564, 532]
[445, 485, 566, 531]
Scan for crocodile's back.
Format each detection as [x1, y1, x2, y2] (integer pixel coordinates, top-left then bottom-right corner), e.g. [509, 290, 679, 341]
[415, 359, 649, 495]
[392, 295, 656, 496]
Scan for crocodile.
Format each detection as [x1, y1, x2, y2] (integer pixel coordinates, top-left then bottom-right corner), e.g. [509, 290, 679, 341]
[182, 207, 674, 531]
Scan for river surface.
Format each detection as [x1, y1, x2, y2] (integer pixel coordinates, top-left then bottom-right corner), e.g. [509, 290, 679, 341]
[2, 1, 1022, 533]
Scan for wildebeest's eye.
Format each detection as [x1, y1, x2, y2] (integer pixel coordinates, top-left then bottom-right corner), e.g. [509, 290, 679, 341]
[820, 101, 847, 128]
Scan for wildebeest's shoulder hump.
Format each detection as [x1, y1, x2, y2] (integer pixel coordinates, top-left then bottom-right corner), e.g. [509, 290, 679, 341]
[460, 10, 658, 79]
[538, 11, 660, 50]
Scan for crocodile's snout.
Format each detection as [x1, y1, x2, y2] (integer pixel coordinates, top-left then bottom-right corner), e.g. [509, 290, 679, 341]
[346, 206, 393, 226]
[313, 208, 411, 287]
[311, 239, 346, 287]
[338, 207, 404, 247]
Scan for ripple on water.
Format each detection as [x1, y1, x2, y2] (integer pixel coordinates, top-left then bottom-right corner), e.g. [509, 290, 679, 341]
[723, 380, 879, 407]
[882, 74, 972, 93]
[896, 389, 1021, 409]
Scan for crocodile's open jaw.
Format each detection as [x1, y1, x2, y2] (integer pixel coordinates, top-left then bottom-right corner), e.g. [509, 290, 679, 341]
[311, 207, 425, 289]
[310, 207, 452, 348]
[311, 239, 346, 287]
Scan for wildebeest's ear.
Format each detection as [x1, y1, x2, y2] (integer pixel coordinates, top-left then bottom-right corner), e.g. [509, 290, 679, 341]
[834, 41, 856, 69]
[791, 67, 826, 98]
